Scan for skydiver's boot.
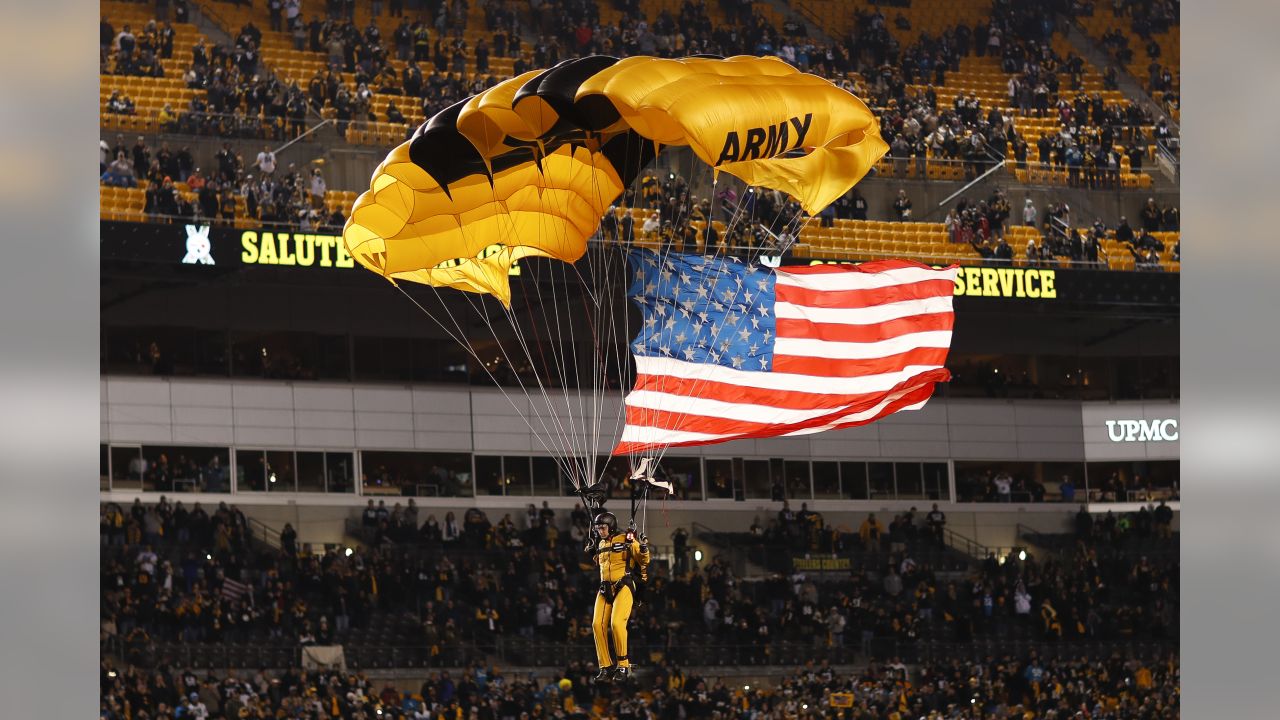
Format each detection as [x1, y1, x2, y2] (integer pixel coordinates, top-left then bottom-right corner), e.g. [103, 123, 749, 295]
[594, 666, 615, 683]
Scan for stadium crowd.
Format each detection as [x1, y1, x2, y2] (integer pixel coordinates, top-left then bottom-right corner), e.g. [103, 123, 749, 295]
[100, 648, 1180, 719]
[102, 496, 1177, 678]
[100, 0, 1180, 240]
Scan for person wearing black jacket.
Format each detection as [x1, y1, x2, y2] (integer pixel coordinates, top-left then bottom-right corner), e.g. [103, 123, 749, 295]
[1115, 216, 1135, 245]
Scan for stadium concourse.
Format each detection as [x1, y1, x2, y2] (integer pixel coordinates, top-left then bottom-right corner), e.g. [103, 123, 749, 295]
[99, 0, 1180, 718]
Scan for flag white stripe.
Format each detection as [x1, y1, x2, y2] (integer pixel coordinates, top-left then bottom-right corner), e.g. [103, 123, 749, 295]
[782, 399, 930, 436]
[777, 266, 958, 290]
[620, 387, 923, 445]
[774, 331, 954, 359]
[775, 296, 954, 325]
[632, 356, 945, 394]
[626, 390, 866, 425]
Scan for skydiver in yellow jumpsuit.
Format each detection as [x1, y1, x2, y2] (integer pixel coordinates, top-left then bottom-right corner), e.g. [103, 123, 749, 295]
[588, 511, 650, 682]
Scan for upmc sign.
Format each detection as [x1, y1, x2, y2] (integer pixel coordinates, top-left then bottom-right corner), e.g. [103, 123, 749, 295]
[1081, 402, 1179, 461]
[1105, 419, 1179, 443]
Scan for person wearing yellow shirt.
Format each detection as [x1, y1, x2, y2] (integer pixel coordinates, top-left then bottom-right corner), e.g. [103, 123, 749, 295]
[587, 511, 649, 682]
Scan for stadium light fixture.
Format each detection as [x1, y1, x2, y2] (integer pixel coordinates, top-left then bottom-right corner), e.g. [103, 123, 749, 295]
[693, 549, 703, 562]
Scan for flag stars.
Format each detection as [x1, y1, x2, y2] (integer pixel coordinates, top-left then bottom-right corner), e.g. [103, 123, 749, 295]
[731, 356, 745, 369]
[758, 357, 769, 370]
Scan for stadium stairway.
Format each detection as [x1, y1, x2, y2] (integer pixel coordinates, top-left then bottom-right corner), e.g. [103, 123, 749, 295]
[1059, 17, 1180, 137]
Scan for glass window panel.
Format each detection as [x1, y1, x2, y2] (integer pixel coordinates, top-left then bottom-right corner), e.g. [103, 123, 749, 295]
[923, 463, 949, 502]
[592, 455, 633, 503]
[325, 452, 355, 494]
[840, 461, 868, 500]
[502, 456, 533, 496]
[658, 456, 703, 500]
[265, 451, 296, 492]
[742, 459, 772, 499]
[362, 450, 472, 497]
[1042, 461, 1086, 504]
[352, 336, 414, 382]
[236, 450, 267, 492]
[953, 461, 1038, 502]
[1115, 356, 1144, 400]
[784, 460, 812, 500]
[111, 447, 144, 491]
[1073, 356, 1112, 401]
[147, 443, 230, 491]
[139, 445, 230, 493]
[705, 459, 735, 499]
[1086, 460, 1179, 503]
[868, 462, 894, 499]
[894, 462, 925, 499]
[297, 452, 325, 492]
[475, 455, 503, 496]
[532, 456, 561, 496]
[813, 461, 840, 499]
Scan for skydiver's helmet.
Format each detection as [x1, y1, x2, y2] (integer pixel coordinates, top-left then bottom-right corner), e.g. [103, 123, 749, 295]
[593, 512, 618, 537]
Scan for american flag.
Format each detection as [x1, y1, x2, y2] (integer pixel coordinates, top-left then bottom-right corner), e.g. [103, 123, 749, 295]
[220, 577, 251, 605]
[612, 249, 957, 455]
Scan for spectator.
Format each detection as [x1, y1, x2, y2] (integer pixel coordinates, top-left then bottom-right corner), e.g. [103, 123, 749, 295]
[102, 153, 137, 187]
[254, 145, 276, 175]
[892, 189, 913, 221]
[309, 167, 327, 209]
[858, 513, 884, 551]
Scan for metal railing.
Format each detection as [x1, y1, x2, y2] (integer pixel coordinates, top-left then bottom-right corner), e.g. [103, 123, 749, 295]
[248, 517, 283, 551]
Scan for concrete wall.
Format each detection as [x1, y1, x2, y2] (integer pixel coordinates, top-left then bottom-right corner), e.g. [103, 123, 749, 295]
[105, 376, 1157, 462]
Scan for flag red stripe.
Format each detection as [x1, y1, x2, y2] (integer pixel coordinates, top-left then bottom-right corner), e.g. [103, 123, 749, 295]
[773, 348, 952, 377]
[775, 278, 956, 309]
[775, 312, 955, 343]
[630, 366, 950, 410]
[780, 259, 950, 275]
[613, 382, 941, 454]
[622, 374, 946, 437]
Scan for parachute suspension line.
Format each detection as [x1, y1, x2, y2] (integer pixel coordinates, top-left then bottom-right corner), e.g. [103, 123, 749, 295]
[547, 151, 600, 491]
[597, 131, 648, 484]
[391, 283, 576, 484]
[456, 291, 582, 486]
[506, 283, 583, 488]
[647, 147, 714, 472]
[511, 191, 590, 493]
